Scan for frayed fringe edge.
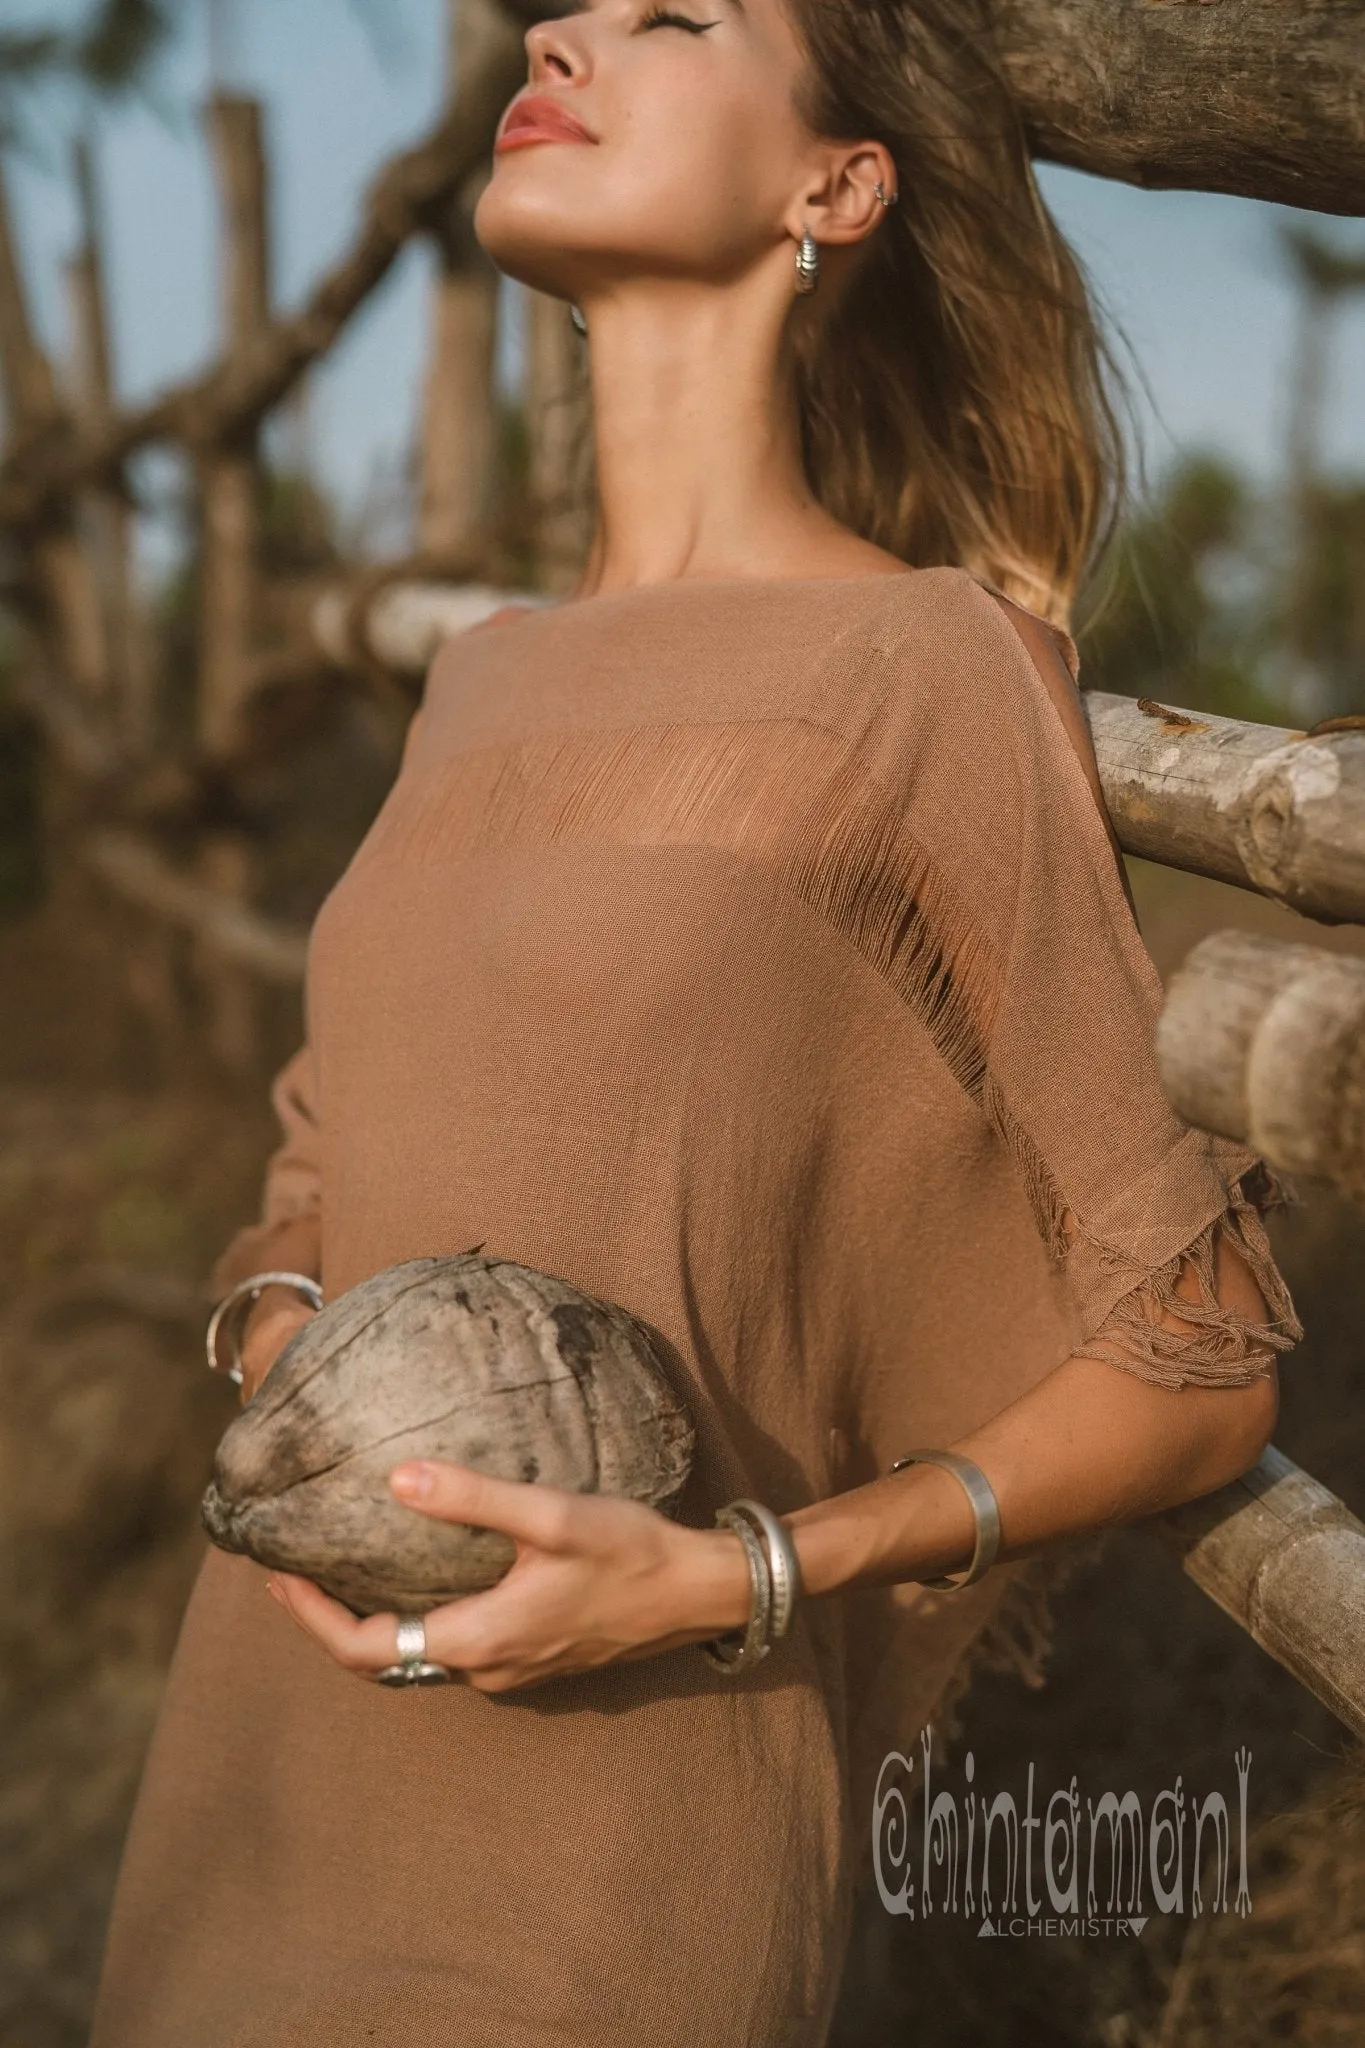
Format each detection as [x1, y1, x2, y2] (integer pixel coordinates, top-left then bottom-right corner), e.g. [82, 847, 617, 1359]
[981, 1075, 1303, 1392]
[1068, 1183, 1305, 1392]
[982, 1071, 1075, 1256]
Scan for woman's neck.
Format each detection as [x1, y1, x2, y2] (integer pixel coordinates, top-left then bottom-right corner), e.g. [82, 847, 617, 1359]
[570, 282, 894, 596]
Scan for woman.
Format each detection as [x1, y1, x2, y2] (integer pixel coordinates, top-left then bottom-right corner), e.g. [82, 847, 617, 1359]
[91, 1, 1302, 2042]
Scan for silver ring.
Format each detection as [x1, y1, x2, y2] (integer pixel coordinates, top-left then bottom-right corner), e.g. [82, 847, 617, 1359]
[375, 1611, 454, 1687]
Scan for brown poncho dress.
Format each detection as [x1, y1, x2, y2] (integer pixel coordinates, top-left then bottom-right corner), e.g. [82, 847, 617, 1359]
[90, 567, 1301, 2048]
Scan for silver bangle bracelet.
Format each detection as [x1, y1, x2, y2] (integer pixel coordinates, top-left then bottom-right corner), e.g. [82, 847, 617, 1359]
[723, 1498, 803, 1641]
[888, 1449, 1002, 1589]
[206, 1270, 324, 1386]
[701, 1507, 773, 1673]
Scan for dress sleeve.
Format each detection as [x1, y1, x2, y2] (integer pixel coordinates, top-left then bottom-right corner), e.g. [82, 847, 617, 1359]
[205, 1041, 324, 1302]
[883, 568, 1303, 1391]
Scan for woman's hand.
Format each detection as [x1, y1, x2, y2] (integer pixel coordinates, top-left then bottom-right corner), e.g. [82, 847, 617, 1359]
[265, 1461, 753, 1692]
[238, 1292, 317, 1405]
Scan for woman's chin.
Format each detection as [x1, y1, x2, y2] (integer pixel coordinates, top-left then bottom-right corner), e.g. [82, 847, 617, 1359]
[473, 197, 588, 297]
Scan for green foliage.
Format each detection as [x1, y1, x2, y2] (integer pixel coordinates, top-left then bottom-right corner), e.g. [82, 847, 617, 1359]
[1289, 481, 1365, 719]
[1077, 450, 1290, 725]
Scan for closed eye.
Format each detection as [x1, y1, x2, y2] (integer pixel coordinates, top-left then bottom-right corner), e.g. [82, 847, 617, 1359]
[638, 5, 721, 29]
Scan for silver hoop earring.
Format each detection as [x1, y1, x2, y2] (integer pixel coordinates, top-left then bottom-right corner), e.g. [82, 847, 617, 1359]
[569, 302, 588, 335]
[794, 227, 819, 295]
[873, 179, 898, 209]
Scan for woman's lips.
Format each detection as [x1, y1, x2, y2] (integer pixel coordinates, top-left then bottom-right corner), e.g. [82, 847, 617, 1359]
[495, 97, 597, 152]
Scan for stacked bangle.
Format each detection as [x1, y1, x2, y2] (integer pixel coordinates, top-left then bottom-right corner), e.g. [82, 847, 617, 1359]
[206, 1270, 324, 1385]
[701, 1497, 804, 1675]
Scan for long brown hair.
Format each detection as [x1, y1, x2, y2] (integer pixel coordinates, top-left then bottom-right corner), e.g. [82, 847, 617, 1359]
[785, 0, 1133, 630]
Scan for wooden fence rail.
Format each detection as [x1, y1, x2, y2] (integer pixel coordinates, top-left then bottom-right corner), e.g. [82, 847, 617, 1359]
[1152, 1446, 1365, 1741]
[1084, 690, 1365, 926]
[1157, 928, 1365, 1205]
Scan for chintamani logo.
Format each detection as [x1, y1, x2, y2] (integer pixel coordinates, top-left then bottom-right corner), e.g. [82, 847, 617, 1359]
[872, 1728, 1254, 1937]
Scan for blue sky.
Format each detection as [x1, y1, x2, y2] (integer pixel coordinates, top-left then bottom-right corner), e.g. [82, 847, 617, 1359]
[7, 0, 1365, 565]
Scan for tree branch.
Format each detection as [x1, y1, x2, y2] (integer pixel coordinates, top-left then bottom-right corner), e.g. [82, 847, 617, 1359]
[0, 16, 526, 536]
[83, 826, 308, 984]
[988, 0, 1365, 216]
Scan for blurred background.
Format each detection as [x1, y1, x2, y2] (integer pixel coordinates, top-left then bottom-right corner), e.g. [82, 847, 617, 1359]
[0, 3, 1363, 2043]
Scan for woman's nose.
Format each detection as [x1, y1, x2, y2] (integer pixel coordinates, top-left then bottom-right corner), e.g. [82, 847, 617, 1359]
[524, 12, 589, 84]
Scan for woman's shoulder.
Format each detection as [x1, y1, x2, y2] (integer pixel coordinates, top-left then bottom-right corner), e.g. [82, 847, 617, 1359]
[418, 564, 1091, 767]
[869, 566, 1095, 781]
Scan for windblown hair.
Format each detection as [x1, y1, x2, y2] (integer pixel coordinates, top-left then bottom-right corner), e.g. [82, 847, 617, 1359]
[784, 0, 1133, 627]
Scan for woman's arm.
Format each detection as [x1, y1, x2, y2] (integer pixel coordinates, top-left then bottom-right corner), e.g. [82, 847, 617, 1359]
[208, 1041, 325, 1403]
[265, 1240, 1280, 1691]
[787, 1250, 1278, 1600]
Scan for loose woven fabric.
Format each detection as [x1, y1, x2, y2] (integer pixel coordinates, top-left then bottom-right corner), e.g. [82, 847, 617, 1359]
[91, 568, 1301, 2048]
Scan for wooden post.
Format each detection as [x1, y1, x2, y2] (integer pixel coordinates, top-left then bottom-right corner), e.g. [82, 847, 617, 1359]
[418, 191, 500, 556]
[199, 92, 269, 759]
[0, 18, 531, 540]
[0, 157, 59, 426]
[66, 133, 156, 757]
[0, 156, 107, 712]
[197, 91, 272, 1074]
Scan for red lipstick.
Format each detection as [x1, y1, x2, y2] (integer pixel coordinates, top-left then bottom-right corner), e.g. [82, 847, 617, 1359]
[495, 95, 598, 152]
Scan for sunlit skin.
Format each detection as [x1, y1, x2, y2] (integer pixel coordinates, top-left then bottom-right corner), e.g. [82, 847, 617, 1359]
[257, 0, 1281, 1691]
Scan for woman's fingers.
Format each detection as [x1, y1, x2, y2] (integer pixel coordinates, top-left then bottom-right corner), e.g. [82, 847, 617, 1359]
[266, 1567, 529, 1686]
[266, 1572, 412, 1675]
[388, 1459, 582, 1550]
[265, 1475, 697, 1693]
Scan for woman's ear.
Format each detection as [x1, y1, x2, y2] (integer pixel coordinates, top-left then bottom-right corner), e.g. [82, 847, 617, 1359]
[796, 141, 898, 249]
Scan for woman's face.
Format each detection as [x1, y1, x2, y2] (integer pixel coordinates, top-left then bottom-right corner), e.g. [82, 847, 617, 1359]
[474, 0, 838, 301]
